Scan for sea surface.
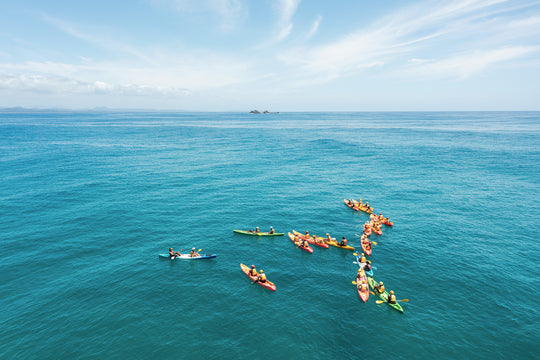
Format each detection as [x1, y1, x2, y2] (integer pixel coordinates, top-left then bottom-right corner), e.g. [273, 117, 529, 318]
[0, 111, 538, 359]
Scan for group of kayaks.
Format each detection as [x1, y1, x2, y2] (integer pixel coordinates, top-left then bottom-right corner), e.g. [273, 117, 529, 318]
[345, 198, 405, 313]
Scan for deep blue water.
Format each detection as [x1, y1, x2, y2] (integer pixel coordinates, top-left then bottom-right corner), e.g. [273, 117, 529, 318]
[0, 111, 538, 359]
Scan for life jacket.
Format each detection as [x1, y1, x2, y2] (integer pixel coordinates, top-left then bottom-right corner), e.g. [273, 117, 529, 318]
[259, 273, 267, 282]
[250, 269, 257, 276]
[378, 285, 385, 293]
[388, 294, 396, 303]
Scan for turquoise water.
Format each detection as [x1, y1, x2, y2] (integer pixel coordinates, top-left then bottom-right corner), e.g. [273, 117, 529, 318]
[1, 111, 538, 359]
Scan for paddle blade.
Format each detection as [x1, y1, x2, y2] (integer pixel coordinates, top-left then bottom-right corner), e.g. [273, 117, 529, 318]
[352, 281, 357, 285]
[376, 300, 385, 304]
[399, 299, 409, 302]
[372, 241, 377, 245]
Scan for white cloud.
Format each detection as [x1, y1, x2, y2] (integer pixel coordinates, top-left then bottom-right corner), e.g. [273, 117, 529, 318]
[273, 0, 301, 41]
[405, 46, 538, 79]
[275, 0, 540, 83]
[151, 0, 247, 31]
[306, 15, 322, 40]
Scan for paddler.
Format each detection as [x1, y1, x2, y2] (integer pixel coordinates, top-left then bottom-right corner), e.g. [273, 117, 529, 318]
[169, 248, 182, 259]
[189, 247, 200, 257]
[301, 239, 309, 248]
[387, 290, 397, 304]
[255, 227, 259, 233]
[257, 269, 267, 283]
[249, 265, 258, 276]
[305, 230, 310, 238]
[325, 233, 332, 242]
[375, 281, 385, 294]
[339, 236, 348, 247]
[269, 226, 275, 234]
[356, 268, 365, 279]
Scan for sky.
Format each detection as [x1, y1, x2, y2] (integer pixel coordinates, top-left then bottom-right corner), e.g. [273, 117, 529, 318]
[0, 0, 539, 111]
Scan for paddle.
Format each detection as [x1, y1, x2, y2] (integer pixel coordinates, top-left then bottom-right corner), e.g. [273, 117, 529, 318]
[376, 299, 409, 304]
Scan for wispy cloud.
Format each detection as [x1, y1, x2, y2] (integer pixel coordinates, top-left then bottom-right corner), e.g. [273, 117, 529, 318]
[273, 0, 301, 41]
[306, 15, 322, 40]
[276, 0, 539, 83]
[151, 0, 247, 32]
[405, 46, 538, 79]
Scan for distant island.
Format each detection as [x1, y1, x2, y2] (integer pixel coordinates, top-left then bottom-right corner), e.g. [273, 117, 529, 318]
[249, 110, 279, 114]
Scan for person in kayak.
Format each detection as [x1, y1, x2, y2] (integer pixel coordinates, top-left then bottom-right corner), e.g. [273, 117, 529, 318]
[169, 248, 182, 258]
[249, 265, 258, 276]
[339, 236, 348, 247]
[255, 227, 259, 233]
[363, 260, 372, 272]
[387, 290, 397, 304]
[325, 233, 332, 242]
[269, 226, 275, 234]
[301, 239, 309, 248]
[257, 269, 267, 283]
[375, 281, 385, 294]
[189, 248, 200, 257]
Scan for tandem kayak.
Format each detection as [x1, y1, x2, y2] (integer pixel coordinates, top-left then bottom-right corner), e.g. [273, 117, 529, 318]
[356, 272, 369, 303]
[361, 240, 372, 256]
[240, 263, 276, 291]
[367, 277, 403, 313]
[233, 229, 284, 236]
[287, 232, 314, 253]
[159, 254, 217, 260]
[344, 199, 359, 211]
[353, 200, 373, 214]
[326, 239, 355, 251]
[292, 230, 329, 248]
[355, 255, 374, 277]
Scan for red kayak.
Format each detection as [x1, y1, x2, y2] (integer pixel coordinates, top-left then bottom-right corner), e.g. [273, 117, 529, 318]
[361, 240, 372, 256]
[371, 224, 382, 236]
[344, 199, 359, 211]
[381, 218, 393, 226]
[356, 272, 369, 302]
[292, 230, 329, 248]
[240, 263, 276, 291]
[288, 232, 314, 253]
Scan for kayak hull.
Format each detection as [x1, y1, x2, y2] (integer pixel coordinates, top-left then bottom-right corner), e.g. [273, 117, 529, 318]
[355, 255, 374, 277]
[240, 263, 276, 291]
[288, 232, 314, 253]
[367, 277, 403, 313]
[356, 274, 369, 302]
[361, 241, 372, 256]
[292, 230, 329, 248]
[233, 229, 284, 236]
[326, 239, 355, 251]
[159, 254, 216, 260]
[344, 199, 359, 211]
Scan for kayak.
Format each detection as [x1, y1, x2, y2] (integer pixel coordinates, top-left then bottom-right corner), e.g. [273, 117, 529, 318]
[292, 230, 329, 248]
[367, 277, 403, 313]
[326, 239, 355, 251]
[240, 263, 276, 291]
[381, 219, 393, 226]
[287, 232, 314, 253]
[159, 254, 217, 260]
[355, 255, 374, 277]
[352, 200, 373, 214]
[355, 273, 369, 302]
[233, 229, 284, 236]
[344, 199, 359, 211]
[361, 240, 372, 256]
[363, 226, 372, 236]
[371, 225, 382, 236]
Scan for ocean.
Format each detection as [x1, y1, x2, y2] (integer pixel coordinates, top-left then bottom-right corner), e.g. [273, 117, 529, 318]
[0, 111, 538, 359]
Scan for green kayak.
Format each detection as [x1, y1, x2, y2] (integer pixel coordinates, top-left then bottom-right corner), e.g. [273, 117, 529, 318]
[233, 229, 284, 236]
[367, 277, 404, 313]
